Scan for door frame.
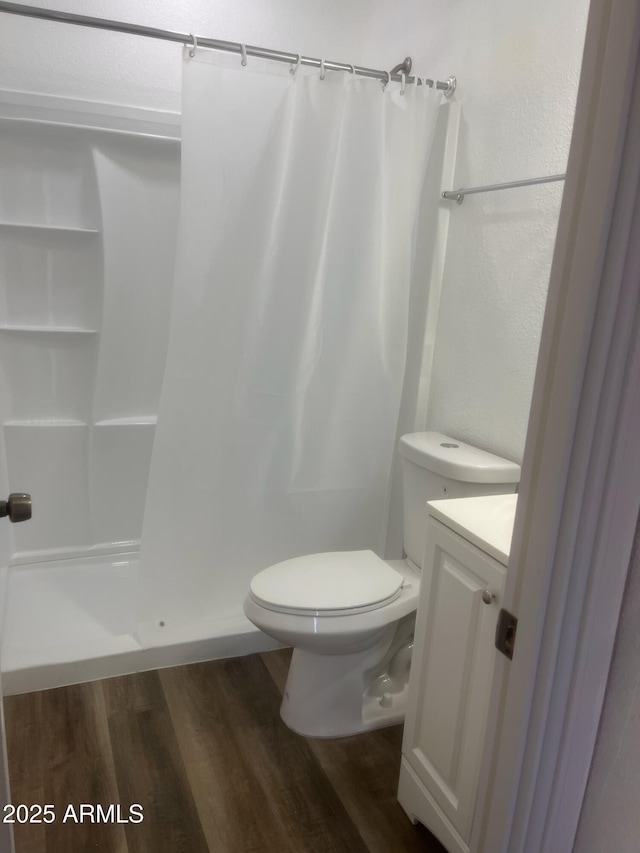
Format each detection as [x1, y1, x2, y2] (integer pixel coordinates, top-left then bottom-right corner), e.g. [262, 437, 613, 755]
[0, 670, 14, 852]
[474, 1, 640, 850]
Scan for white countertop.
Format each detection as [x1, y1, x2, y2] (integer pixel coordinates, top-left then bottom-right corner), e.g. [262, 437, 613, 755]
[426, 493, 518, 566]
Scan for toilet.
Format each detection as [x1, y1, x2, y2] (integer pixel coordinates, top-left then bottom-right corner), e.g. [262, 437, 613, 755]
[244, 432, 520, 738]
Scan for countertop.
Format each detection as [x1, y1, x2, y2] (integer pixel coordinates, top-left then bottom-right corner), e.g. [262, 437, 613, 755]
[426, 493, 518, 566]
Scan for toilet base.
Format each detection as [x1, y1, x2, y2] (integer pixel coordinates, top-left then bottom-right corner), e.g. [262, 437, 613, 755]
[280, 621, 413, 738]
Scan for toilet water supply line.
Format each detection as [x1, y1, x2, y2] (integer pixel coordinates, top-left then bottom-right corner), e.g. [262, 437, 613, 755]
[0, 1, 457, 95]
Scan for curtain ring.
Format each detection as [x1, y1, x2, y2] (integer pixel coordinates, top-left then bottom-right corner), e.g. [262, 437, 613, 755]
[319, 58, 326, 80]
[400, 72, 406, 95]
[348, 64, 356, 75]
[382, 70, 391, 92]
[240, 44, 247, 67]
[290, 54, 302, 76]
[188, 33, 198, 58]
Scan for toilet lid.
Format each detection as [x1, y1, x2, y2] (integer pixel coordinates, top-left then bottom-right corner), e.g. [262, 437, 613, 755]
[249, 550, 404, 614]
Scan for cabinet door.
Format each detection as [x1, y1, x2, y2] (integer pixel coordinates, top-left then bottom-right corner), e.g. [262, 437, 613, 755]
[400, 517, 506, 847]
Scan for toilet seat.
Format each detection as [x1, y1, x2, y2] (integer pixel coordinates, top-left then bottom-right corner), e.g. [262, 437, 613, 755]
[249, 550, 404, 617]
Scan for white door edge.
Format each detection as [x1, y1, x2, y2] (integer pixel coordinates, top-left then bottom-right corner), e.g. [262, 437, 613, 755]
[474, 1, 640, 851]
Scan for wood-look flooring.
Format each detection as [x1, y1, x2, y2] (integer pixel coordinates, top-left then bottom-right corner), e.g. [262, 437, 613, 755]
[4, 649, 446, 853]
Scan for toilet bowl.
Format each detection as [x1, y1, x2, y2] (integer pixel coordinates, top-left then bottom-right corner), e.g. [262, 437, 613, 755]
[244, 551, 421, 737]
[244, 432, 521, 738]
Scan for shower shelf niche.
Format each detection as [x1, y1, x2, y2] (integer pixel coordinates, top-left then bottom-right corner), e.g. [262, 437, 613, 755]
[4, 419, 87, 427]
[0, 221, 100, 235]
[0, 118, 182, 568]
[0, 325, 98, 334]
[94, 416, 157, 426]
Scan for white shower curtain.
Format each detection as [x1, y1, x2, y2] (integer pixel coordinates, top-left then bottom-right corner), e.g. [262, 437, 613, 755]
[137, 49, 441, 642]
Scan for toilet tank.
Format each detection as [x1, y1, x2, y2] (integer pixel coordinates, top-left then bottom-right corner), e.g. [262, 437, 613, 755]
[398, 432, 521, 568]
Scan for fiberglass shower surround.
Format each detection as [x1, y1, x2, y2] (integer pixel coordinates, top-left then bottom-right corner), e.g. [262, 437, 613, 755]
[0, 3, 450, 687]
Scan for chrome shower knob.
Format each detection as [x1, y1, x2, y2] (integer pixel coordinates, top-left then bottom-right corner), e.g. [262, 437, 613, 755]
[0, 493, 32, 523]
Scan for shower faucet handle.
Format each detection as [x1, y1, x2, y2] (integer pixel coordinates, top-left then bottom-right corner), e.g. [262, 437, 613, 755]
[0, 493, 32, 523]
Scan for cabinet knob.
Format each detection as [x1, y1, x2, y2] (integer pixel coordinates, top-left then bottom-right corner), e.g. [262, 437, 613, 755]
[481, 589, 496, 605]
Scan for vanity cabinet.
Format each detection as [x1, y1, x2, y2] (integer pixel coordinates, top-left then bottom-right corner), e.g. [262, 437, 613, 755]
[398, 514, 508, 853]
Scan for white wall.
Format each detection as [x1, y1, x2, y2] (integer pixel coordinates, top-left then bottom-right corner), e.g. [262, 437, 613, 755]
[423, 1, 590, 463]
[0, 0, 453, 113]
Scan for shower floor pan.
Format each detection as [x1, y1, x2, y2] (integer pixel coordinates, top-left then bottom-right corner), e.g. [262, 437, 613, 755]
[1, 554, 277, 695]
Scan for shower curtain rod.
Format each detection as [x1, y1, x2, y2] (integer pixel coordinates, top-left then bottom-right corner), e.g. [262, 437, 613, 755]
[0, 1, 457, 96]
[441, 173, 566, 204]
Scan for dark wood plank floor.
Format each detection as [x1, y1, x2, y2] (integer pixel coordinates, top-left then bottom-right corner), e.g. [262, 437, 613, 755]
[4, 649, 446, 853]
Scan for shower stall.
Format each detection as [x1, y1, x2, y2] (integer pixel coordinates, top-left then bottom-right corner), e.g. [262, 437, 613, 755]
[0, 6, 455, 695]
[0, 116, 189, 691]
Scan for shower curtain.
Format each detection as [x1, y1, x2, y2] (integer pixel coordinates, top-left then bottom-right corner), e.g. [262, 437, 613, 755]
[137, 49, 441, 642]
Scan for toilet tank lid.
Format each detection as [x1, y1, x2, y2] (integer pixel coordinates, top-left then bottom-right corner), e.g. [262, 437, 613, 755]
[398, 432, 521, 484]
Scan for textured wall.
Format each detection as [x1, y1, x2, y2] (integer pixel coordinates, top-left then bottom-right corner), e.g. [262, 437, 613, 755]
[0, 0, 452, 112]
[424, 1, 590, 463]
[573, 515, 640, 853]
